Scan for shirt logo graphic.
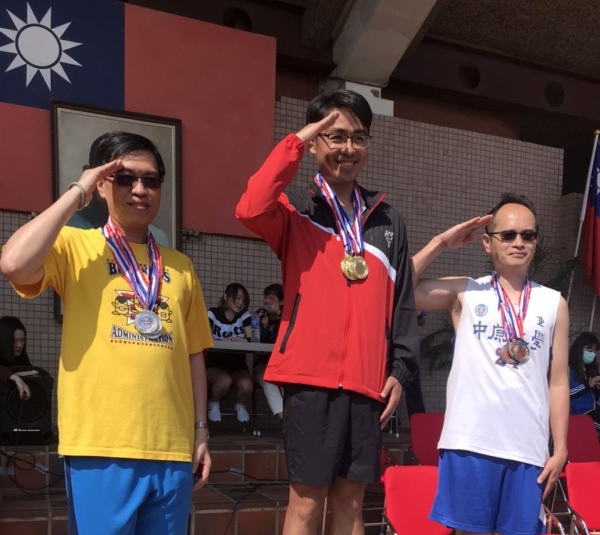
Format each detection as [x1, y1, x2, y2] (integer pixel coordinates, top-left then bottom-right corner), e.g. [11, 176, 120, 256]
[384, 230, 393, 248]
[475, 304, 488, 317]
[111, 289, 173, 327]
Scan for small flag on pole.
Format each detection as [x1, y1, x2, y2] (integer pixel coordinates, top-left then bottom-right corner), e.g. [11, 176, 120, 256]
[583, 136, 600, 297]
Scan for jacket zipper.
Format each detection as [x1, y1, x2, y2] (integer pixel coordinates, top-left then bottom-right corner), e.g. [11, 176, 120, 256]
[361, 193, 386, 228]
[338, 240, 352, 388]
[337, 193, 386, 387]
[321, 190, 387, 387]
[279, 293, 301, 354]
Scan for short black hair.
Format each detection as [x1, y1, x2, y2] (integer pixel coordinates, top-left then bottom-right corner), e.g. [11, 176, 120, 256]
[88, 132, 166, 178]
[306, 90, 373, 133]
[486, 192, 538, 233]
[263, 283, 284, 301]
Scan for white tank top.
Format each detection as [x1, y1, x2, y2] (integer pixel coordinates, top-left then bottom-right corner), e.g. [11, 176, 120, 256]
[438, 276, 560, 467]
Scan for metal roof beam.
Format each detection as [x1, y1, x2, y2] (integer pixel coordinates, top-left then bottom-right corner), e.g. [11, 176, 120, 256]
[332, 0, 439, 86]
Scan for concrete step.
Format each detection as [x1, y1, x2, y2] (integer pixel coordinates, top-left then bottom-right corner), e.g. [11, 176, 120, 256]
[0, 431, 411, 534]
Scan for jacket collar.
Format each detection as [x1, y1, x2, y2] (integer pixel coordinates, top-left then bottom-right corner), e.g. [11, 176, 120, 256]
[308, 180, 385, 209]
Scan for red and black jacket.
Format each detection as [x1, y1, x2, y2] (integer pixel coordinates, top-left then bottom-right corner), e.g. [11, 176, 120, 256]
[236, 134, 420, 402]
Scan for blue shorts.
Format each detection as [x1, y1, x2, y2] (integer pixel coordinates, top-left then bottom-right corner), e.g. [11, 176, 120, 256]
[65, 456, 193, 535]
[429, 450, 546, 535]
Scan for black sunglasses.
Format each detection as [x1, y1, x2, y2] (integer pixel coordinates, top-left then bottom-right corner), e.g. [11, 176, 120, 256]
[108, 174, 164, 189]
[488, 230, 538, 242]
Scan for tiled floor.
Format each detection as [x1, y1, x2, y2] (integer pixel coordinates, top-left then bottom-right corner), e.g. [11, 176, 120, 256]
[0, 431, 411, 535]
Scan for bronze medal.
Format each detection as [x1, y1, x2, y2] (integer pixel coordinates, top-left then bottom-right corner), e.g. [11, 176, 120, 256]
[508, 338, 530, 364]
[499, 342, 517, 365]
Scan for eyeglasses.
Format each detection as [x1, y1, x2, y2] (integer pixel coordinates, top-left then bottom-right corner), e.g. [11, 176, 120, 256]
[107, 174, 164, 189]
[318, 133, 371, 149]
[488, 230, 539, 242]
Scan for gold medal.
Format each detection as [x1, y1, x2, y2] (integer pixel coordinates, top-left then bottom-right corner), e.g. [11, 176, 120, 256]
[352, 256, 368, 279]
[341, 255, 369, 280]
[341, 256, 354, 279]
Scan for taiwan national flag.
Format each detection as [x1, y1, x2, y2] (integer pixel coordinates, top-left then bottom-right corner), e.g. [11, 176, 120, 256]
[0, 0, 276, 237]
[583, 138, 600, 297]
[0, 0, 124, 110]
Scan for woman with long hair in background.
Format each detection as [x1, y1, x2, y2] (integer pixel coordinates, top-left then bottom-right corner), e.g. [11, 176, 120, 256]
[0, 316, 32, 399]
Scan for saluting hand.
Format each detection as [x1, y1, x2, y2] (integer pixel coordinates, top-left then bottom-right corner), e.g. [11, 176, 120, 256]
[295, 111, 339, 145]
[77, 160, 123, 208]
[438, 215, 493, 251]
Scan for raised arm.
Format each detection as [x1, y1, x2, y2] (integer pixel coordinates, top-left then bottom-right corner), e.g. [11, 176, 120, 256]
[412, 215, 492, 312]
[412, 216, 492, 282]
[538, 296, 570, 498]
[0, 161, 122, 286]
[235, 112, 338, 254]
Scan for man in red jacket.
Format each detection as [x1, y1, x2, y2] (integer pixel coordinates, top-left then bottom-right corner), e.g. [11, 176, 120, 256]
[236, 90, 419, 535]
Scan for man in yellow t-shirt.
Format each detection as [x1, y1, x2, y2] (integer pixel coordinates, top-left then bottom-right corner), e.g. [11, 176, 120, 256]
[1, 132, 213, 535]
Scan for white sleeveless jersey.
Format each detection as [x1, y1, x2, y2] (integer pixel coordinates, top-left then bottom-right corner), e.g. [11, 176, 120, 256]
[438, 276, 561, 467]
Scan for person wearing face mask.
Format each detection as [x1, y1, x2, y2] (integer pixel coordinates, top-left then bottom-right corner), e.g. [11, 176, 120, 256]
[569, 332, 600, 432]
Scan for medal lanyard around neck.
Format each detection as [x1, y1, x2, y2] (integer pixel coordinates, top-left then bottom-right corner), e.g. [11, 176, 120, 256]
[102, 217, 162, 311]
[315, 172, 364, 255]
[491, 271, 531, 341]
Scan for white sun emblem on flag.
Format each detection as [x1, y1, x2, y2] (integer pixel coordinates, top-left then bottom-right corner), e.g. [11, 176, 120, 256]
[0, 3, 81, 90]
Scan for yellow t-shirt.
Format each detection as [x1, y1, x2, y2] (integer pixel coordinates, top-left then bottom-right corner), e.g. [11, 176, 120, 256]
[14, 227, 213, 462]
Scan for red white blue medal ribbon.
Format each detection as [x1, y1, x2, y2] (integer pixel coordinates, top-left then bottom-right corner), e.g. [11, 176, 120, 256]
[102, 218, 162, 311]
[314, 173, 364, 255]
[491, 271, 531, 342]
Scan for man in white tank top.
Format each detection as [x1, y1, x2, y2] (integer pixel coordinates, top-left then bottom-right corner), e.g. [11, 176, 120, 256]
[412, 193, 569, 535]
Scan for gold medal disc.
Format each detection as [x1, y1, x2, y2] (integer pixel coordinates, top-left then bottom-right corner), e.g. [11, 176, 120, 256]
[352, 256, 369, 279]
[341, 256, 357, 280]
[341, 256, 369, 280]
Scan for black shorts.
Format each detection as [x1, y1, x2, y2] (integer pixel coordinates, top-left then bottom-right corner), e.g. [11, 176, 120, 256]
[282, 384, 383, 486]
[205, 353, 248, 376]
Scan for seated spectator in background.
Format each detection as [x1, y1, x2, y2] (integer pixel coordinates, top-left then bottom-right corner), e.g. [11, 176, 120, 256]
[206, 283, 253, 423]
[259, 284, 284, 344]
[0, 316, 32, 368]
[255, 284, 284, 419]
[569, 331, 600, 433]
[0, 316, 32, 399]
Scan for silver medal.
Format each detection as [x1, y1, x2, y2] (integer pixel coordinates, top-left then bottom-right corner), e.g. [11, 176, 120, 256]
[135, 310, 163, 339]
